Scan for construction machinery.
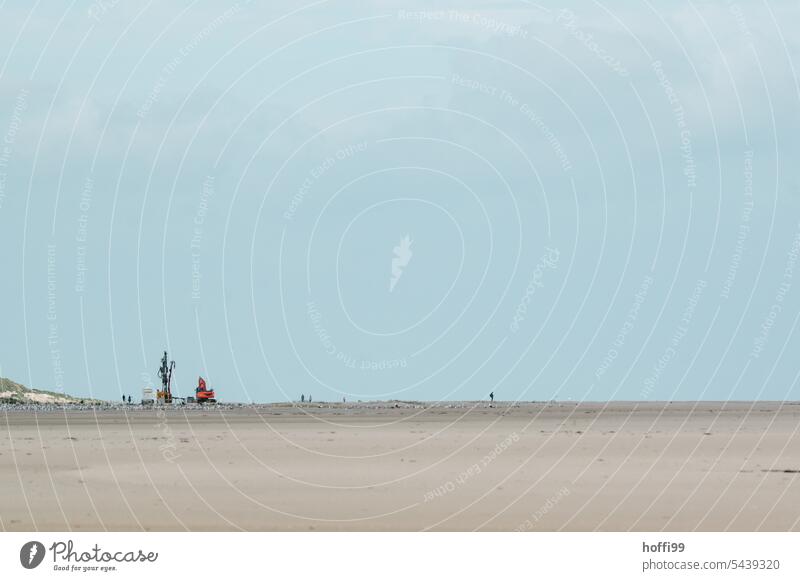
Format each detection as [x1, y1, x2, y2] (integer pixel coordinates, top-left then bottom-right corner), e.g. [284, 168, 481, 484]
[195, 376, 216, 403]
[156, 351, 175, 404]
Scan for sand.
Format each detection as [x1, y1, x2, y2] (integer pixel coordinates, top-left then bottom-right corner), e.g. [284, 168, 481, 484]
[2, 401, 800, 531]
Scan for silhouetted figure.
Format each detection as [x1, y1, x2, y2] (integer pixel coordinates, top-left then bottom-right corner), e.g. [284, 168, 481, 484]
[489, 392, 494, 406]
[122, 395, 126, 404]
[301, 394, 305, 403]
[128, 395, 132, 404]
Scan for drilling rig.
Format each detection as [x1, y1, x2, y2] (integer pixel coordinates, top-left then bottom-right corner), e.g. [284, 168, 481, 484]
[156, 350, 175, 404]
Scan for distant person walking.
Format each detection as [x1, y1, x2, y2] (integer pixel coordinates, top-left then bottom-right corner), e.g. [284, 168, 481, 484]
[489, 392, 494, 405]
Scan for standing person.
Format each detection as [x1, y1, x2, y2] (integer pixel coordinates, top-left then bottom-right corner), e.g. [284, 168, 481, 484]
[122, 394, 126, 404]
[301, 394, 305, 403]
[128, 395, 132, 404]
[489, 392, 494, 405]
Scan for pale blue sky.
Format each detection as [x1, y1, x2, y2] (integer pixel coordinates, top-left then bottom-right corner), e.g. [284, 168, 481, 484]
[0, 0, 799, 402]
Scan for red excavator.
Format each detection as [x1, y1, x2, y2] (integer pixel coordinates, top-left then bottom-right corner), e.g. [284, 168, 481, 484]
[195, 376, 216, 403]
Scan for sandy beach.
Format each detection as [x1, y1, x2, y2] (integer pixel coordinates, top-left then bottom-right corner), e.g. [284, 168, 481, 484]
[2, 402, 800, 531]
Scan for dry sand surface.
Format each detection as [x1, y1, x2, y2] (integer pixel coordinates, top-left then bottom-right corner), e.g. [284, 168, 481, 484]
[2, 401, 800, 531]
